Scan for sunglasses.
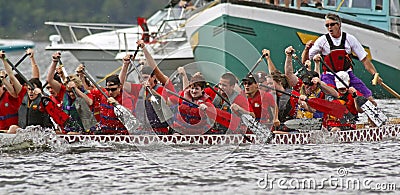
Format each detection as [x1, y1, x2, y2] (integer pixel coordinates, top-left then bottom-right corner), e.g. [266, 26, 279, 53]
[243, 81, 255, 86]
[105, 87, 119, 92]
[325, 22, 338, 28]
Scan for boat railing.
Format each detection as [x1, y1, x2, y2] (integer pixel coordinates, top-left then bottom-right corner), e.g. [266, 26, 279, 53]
[233, 0, 399, 36]
[45, 21, 136, 44]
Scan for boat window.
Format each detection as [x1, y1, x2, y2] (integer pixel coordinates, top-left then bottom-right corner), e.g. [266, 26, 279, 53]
[375, 0, 383, 10]
[390, 0, 400, 16]
[390, 0, 400, 35]
[351, 0, 372, 8]
[327, 0, 376, 9]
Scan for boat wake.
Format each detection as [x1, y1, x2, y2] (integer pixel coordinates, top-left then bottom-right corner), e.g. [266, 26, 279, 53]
[0, 126, 128, 154]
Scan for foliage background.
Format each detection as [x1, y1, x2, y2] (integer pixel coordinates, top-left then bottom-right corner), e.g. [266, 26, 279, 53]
[0, 0, 170, 41]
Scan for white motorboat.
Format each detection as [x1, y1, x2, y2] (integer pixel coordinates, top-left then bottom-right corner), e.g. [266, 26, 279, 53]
[45, 0, 214, 82]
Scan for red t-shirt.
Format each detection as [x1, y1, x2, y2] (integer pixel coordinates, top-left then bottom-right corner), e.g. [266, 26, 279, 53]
[246, 90, 275, 122]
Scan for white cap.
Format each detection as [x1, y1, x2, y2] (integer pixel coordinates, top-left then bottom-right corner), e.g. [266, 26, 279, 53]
[335, 71, 350, 89]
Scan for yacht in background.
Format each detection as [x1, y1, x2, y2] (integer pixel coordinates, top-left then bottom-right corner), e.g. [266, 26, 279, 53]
[45, 0, 214, 82]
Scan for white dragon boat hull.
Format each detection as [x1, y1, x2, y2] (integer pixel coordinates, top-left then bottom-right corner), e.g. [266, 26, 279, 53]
[1, 125, 399, 148]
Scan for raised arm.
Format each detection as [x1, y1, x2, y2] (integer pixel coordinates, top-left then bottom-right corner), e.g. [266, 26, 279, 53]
[312, 54, 322, 76]
[284, 46, 299, 87]
[76, 64, 92, 90]
[26, 48, 39, 79]
[119, 54, 132, 93]
[0, 70, 17, 98]
[46, 52, 62, 93]
[119, 54, 130, 87]
[177, 66, 190, 89]
[0, 51, 22, 96]
[137, 40, 169, 85]
[301, 40, 314, 64]
[262, 49, 277, 74]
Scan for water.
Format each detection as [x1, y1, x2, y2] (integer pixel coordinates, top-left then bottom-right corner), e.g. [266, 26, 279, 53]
[1, 43, 400, 194]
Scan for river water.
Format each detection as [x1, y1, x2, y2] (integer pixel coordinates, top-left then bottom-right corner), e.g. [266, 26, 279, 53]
[1, 43, 400, 194]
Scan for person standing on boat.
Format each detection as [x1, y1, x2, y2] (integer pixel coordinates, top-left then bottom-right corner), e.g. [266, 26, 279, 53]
[323, 71, 363, 131]
[309, 13, 380, 106]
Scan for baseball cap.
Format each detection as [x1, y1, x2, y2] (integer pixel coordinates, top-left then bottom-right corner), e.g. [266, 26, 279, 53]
[335, 71, 350, 89]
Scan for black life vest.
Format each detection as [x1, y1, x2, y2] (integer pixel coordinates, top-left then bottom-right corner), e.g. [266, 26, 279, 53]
[277, 89, 295, 122]
[323, 32, 354, 72]
[136, 84, 169, 130]
[18, 94, 52, 129]
[211, 91, 239, 132]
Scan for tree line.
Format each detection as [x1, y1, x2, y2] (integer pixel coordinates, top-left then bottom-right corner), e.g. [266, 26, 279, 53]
[0, 0, 169, 41]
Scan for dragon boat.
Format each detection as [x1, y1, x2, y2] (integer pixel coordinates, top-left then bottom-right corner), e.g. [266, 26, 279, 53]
[1, 124, 399, 150]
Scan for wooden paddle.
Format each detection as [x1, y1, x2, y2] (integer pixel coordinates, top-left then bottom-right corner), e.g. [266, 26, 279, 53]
[82, 69, 139, 133]
[371, 73, 400, 99]
[260, 84, 347, 118]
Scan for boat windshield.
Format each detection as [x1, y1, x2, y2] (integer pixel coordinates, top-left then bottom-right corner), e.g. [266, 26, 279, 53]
[147, 8, 186, 26]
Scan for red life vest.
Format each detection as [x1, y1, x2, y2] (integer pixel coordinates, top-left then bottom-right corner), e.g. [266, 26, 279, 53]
[323, 32, 353, 72]
[175, 93, 213, 134]
[41, 96, 71, 132]
[0, 92, 19, 130]
[91, 89, 127, 134]
[99, 95, 128, 134]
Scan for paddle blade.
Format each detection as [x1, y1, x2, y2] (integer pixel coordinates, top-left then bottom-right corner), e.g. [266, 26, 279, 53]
[114, 104, 140, 134]
[306, 98, 346, 118]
